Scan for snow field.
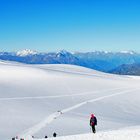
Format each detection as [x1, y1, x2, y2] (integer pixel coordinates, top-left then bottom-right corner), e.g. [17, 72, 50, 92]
[0, 62, 140, 139]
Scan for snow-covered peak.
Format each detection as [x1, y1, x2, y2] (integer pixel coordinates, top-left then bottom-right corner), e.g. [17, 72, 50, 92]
[97, 51, 112, 54]
[93, 50, 136, 55]
[56, 50, 72, 57]
[16, 49, 38, 56]
[120, 50, 136, 55]
[57, 50, 71, 55]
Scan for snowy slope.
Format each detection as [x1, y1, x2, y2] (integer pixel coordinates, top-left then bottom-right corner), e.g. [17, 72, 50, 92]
[0, 61, 140, 140]
[36, 127, 140, 140]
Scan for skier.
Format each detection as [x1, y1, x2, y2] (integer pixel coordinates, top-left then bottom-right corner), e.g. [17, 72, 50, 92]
[90, 114, 97, 133]
[53, 132, 57, 137]
[45, 135, 48, 138]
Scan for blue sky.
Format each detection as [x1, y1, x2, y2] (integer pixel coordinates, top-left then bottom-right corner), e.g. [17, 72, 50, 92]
[0, 0, 140, 52]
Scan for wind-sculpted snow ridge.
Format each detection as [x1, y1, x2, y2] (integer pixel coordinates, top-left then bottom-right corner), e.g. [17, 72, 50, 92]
[34, 128, 140, 140]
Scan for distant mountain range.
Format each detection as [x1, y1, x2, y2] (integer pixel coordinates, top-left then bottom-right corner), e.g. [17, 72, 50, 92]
[1, 49, 140, 75]
[109, 63, 140, 75]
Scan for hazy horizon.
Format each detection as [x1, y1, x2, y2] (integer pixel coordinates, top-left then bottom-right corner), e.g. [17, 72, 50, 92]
[1, 48, 140, 54]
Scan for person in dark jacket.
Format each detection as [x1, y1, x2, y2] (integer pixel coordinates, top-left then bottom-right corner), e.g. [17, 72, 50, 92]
[53, 132, 57, 137]
[90, 114, 97, 133]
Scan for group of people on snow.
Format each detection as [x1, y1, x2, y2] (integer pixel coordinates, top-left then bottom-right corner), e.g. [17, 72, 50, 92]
[44, 132, 57, 139]
[12, 113, 97, 140]
[41, 114, 97, 139]
[12, 132, 57, 140]
[41, 113, 97, 139]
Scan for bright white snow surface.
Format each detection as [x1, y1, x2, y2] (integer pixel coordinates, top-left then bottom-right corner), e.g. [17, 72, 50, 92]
[35, 127, 140, 140]
[0, 62, 140, 140]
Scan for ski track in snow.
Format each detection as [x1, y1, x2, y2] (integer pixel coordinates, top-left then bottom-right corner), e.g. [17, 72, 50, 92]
[0, 87, 130, 101]
[19, 88, 139, 139]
